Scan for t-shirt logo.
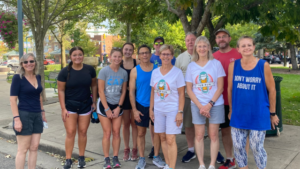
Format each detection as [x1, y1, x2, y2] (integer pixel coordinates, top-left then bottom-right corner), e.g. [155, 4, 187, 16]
[154, 60, 161, 67]
[154, 79, 171, 100]
[195, 72, 214, 93]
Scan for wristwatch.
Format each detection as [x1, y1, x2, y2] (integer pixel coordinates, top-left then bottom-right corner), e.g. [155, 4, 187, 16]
[104, 107, 110, 112]
[118, 105, 123, 109]
[209, 100, 215, 106]
[270, 112, 276, 116]
[178, 110, 183, 113]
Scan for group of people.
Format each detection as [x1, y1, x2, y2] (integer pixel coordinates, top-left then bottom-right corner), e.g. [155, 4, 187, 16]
[10, 28, 279, 169]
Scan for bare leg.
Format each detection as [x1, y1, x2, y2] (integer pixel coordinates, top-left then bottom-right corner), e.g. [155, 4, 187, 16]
[221, 127, 233, 159]
[16, 135, 31, 169]
[28, 134, 41, 169]
[99, 115, 112, 157]
[194, 124, 205, 165]
[209, 123, 220, 166]
[166, 134, 177, 169]
[153, 132, 161, 156]
[122, 110, 131, 149]
[78, 114, 91, 156]
[112, 116, 122, 156]
[130, 110, 138, 149]
[158, 133, 169, 165]
[185, 126, 195, 148]
[64, 114, 78, 159]
[137, 126, 147, 157]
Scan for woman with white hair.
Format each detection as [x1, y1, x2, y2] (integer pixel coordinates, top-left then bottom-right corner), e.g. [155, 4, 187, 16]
[185, 36, 226, 169]
[10, 53, 47, 169]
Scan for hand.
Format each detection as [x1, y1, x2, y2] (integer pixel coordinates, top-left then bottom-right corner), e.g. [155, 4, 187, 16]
[271, 115, 280, 129]
[149, 109, 154, 123]
[175, 112, 183, 127]
[200, 104, 212, 118]
[14, 117, 22, 132]
[228, 110, 232, 120]
[61, 108, 69, 122]
[91, 103, 97, 112]
[106, 109, 113, 119]
[112, 107, 121, 118]
[133, 109, 143, 123]
[42, 111, 47, 122]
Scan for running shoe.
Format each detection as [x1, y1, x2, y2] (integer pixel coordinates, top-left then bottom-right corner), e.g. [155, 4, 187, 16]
[153, 156, 166, 168]
[112, 156, 121, 168]
[103, 157, 112, 169]
[216, 152, 225, 164]
[123, 148, 130, 161]
[198, 165, 206, 169]
[135, 157, 146, 169]
[182, 151, 196, 163]
[63, 159, 73, 169]
[78, 156, 86, 168]
[148, 146, 154, 158]
[131, 148, 138, 161]
[163, 164, 170, 169]
[208, 166, 216, 169]
[218, 158, 236, 169]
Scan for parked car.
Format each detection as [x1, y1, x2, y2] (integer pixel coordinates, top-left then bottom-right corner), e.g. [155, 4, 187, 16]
[263, 55, 281, 64]
[289, 55, 300, 64]
[7, 60, 19, 68]
[44, 59, 55, 65]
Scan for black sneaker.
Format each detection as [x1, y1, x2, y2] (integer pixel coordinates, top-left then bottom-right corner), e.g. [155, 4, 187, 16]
[64, 159, 73, 169]
[112, 156, 121, 168]
[216, 152, 225, 164]
[181, 151, 196, 163]
[78, 156, 86, 168]
[148, 146, 154, 158]
[103, 157, 112, 169]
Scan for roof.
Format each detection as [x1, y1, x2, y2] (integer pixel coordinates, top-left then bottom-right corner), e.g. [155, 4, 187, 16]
[3, 51, 19, 56]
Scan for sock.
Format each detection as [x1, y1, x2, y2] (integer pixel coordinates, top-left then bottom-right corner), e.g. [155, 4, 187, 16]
[153, 155, 158, 158]
[188, 147, 195, 153]
[200, 165, 205, 167]
[227, 157, 233, 162]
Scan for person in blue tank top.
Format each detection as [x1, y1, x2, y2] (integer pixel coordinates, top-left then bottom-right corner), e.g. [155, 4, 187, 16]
[129, 45, 165, 169]
[228, 36, 279, 169]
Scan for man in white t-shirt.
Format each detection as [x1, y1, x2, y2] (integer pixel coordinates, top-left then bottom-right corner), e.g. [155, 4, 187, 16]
[175, 32, 197, 163]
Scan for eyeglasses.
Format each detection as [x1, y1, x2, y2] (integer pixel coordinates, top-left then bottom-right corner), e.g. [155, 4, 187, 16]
[154, 42, 164, 45]
[216, 35, 229, 40]
[139, 52, 150, 55]
[23, 60, 35, 64]
[161, 54, 172, 57]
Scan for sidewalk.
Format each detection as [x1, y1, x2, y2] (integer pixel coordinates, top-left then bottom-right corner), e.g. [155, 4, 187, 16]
[0, 75, 299, 169]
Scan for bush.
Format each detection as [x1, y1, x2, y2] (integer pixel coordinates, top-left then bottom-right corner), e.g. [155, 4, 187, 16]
[44, 64, 61, 71]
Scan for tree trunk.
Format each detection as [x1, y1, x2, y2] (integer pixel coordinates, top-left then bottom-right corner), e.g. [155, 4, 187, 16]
[61, 21, 67, 69]
[126, 22, 131, 43]
[35, 37, 46, 101]
[288, 43, 298, 70]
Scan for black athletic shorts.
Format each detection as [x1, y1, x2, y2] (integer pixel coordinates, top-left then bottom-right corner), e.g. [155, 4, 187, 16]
[98, 101, 123, 117]
[220, 105, 230, 128]
[122, 90, 132, 110]
[13, 110, 43, 135]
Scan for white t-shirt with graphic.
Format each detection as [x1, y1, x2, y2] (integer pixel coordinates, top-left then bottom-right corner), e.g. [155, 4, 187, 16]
[150, 66, 186, 112]
[185, 59, 226, 106]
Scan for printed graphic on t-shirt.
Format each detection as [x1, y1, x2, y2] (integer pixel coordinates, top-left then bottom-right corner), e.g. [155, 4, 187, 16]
[106, 76, 124, 93]
[154, 60, 161, 67]
[230, 58, 236, 62]
[194, 72, 215, 93]
[154, 79, 171, 100]
[234, 75, 261, 90]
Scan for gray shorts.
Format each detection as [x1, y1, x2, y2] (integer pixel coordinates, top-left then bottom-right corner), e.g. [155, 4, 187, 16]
[13, 110, 43, 135]
[191, 103, 225, 125]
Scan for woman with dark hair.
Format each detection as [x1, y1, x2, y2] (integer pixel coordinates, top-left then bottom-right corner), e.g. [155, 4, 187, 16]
[120, 42, 139, 161]
[98, 48, 127, 169]
[57, 47, 97, 169]
[10, 53, 47, 169]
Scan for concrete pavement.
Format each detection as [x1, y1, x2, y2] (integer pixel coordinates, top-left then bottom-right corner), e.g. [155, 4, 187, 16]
[0, 74, 300, 169]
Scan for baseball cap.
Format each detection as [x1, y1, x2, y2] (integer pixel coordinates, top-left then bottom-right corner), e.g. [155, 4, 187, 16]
[214, 29, 230, 36]
[154, 36, 165, 44]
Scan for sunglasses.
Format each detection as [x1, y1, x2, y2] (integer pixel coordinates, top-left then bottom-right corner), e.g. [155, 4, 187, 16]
[23, 60, 35, 64]
[113, 47, 121, 50]
[154, 42, 164, 45]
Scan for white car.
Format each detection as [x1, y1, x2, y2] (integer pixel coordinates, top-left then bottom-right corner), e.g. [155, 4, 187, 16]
[7, 60, 19, 68]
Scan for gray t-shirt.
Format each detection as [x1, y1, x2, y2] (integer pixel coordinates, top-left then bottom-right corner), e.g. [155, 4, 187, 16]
[98, 66, 128, 104]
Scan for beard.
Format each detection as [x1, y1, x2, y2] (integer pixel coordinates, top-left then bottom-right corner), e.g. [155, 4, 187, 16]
[218, 42, 229, 49]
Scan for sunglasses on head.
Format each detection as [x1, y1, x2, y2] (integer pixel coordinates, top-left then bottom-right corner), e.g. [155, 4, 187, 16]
[113, 47, 121, 50]
[154, 42, 164, 45]
[23, 60, 35, 64]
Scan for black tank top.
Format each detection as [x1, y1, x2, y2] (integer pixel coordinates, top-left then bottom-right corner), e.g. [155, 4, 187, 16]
[120, 59, 137, 87]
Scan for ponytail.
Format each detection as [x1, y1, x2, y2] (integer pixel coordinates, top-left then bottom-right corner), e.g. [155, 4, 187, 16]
[67, 61, 73, 81]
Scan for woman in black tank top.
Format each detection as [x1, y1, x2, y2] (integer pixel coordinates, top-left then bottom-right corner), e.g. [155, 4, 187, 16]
[120, 43, 139, 161]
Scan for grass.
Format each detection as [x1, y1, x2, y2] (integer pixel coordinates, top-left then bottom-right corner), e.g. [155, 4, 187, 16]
[273, 73, 300, 126]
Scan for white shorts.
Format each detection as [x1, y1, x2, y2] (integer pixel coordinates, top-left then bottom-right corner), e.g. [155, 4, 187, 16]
[154, 110, 182, 135]
[68, 111, 91, 116]
[97, 98, 102, 115]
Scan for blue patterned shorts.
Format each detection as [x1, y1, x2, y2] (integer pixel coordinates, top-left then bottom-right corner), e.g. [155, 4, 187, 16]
[231, 127, 267, 169]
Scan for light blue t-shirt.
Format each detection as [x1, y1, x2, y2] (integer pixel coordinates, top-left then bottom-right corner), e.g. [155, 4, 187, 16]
[150, 54, 176, 67]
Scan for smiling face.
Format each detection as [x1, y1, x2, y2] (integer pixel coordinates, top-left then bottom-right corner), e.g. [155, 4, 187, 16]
[22, 56, 36, 72]
[122, 44, 134, 58]
[185, 34, 196, 51]
[110, 51, 123, 66]
[237, 38, 255, 57]
[153, 39, 164, 53]
[70, 50, 84, 64]
[215, 32, 231, 49]
[196, 41, 209, 58]
[159, 49, 173, 66]
[138, 47, 151, 63]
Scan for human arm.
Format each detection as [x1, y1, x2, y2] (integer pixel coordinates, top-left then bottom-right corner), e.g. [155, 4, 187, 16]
[175, 86, 185, 126]
[98, 79, 113, 119]
[112, 81, 127, 118]
[40, 95, 47, 122]
[129, 68, 143, 122]
[227, 62, 234, 120]
[91, 77, 97, 111]
[149, 87, 155, 122]
[264, 62, 279, 129]
[57, 81, 69, 122]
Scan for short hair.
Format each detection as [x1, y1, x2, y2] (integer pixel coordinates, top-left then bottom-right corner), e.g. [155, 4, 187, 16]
[192, 36, 214, 62]
[138, 44, 151, 54]
[185, 32, 197, 39]
[17, 53, 39, 79]
[159, 44, 174, 55]
[237, 36, 255, 48]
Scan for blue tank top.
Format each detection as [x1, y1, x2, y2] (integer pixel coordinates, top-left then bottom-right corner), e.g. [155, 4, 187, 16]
[136, 64, 157, 107]
[230, 59, 271, 131]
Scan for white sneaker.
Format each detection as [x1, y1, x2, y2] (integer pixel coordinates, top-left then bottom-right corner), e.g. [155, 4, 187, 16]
[198, 165, 206, 169]
[163, 164, 170, 169]
[208, 165, 215, 169]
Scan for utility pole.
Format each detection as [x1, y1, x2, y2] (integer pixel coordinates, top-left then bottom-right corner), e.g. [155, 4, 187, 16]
[17, 0, 23, 59]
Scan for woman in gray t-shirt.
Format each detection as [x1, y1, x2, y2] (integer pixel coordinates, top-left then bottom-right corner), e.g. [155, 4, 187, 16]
[97, 48, 128, 168]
